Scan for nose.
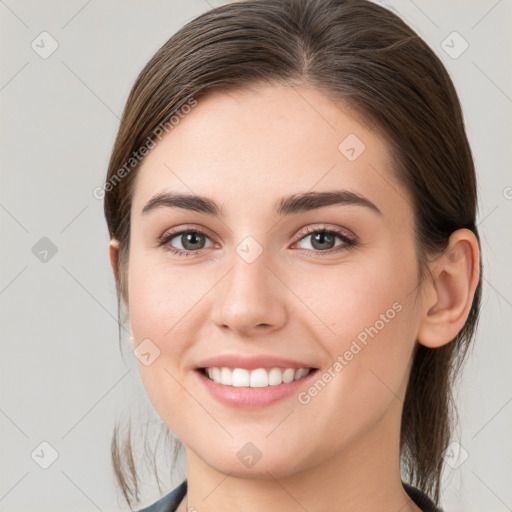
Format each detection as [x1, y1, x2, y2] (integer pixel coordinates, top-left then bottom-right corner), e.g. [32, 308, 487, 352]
[211, 249, 288, 337]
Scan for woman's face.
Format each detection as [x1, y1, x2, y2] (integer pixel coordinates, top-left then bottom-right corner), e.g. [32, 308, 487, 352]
[126, 84, 425, 478]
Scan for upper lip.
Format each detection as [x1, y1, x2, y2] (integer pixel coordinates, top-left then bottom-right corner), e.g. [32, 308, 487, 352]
[195, 354, 318, 370]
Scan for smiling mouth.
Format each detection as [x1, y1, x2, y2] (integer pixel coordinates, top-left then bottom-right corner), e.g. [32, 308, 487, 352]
[198, 367, 318, 388]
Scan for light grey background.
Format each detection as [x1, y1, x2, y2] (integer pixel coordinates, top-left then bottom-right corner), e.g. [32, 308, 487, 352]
[0, 1, 511, 510]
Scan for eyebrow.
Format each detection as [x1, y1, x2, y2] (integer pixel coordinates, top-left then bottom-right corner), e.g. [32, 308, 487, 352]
[141, 189, 382, 217]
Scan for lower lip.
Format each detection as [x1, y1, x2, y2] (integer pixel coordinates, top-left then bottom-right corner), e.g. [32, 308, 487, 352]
[195, 369, 319, 408]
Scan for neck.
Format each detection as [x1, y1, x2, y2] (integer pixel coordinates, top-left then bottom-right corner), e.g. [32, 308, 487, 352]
[179, 395, 421, 512]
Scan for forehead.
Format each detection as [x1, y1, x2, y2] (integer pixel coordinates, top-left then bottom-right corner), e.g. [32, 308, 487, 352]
[131, 84, 410, 220]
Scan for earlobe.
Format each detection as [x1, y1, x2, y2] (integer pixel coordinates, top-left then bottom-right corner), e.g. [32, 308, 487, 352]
[417, 229, 480, 348]
[109, 239, 120, 281]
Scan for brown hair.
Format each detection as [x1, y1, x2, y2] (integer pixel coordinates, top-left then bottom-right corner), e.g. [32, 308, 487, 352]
[103, 0, 482, 508]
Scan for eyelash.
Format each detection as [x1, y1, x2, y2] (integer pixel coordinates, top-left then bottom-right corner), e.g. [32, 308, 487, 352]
[158, 225, 357, 258]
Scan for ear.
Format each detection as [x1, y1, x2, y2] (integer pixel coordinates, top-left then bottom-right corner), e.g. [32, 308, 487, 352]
[417, 229, 480, 348]
[109, 239, 120, 282]
[109, 239, 133, 343]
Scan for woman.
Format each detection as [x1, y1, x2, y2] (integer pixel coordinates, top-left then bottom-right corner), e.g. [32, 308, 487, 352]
[103, 0, 482, 510]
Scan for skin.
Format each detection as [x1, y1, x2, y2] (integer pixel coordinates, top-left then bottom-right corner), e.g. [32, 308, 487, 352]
[109, 83, 480, 512]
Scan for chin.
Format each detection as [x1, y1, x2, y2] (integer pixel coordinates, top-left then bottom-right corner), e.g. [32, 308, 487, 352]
[195, 439, 311, 480]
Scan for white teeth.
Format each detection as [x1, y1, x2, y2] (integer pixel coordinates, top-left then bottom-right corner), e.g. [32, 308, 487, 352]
[221, 367, 233, 385]
[232, 368, 250, 387]
[203, 367, 313, 387]
[268, 368, 283, 386]
[249, 368, 268, 387]
[282, 368, 295, 383]
[294, 368, 310, 380]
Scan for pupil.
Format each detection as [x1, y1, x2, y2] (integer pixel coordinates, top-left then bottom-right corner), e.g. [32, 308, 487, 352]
[183, 232, 204, 250]
[312, 232, 333, 250]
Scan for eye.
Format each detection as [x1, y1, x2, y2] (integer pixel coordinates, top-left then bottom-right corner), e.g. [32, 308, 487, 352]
[293, 225, 357, 255]
[158, 224, 357, 258]
[158, 227, 214, 257]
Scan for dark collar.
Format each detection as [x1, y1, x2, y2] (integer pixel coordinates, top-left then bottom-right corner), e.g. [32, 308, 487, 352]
[138, 479, 443, 512]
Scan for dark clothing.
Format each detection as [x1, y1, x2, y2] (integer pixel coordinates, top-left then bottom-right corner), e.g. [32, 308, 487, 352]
[137, 479, 443, 512]
[403, 482, 444, 512]
[137, 480, 187, 512]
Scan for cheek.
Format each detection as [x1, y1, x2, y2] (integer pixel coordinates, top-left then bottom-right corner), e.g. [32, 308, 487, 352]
[127, 250, 202, 344]
[301, 248, 418, 346]
[126, 259, 197, 429]
[296, 245, 419, 398]
[126, 253, 193, 395]
[290, 252, 419, 448]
